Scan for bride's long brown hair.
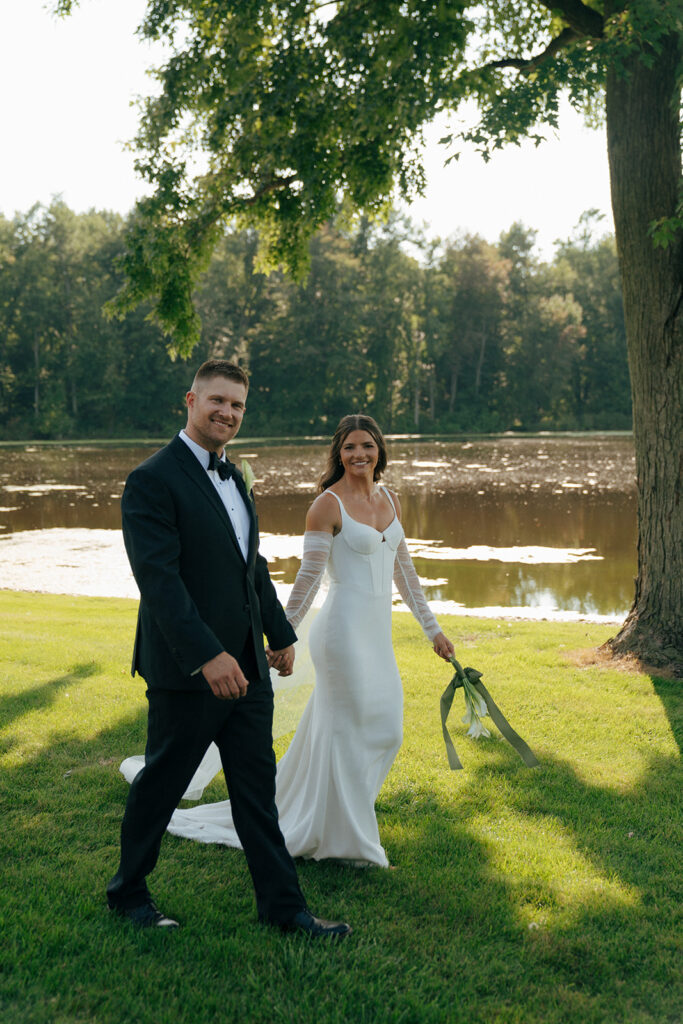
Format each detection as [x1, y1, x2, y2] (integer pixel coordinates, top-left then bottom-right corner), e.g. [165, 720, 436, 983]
[318, 414, 388, 493]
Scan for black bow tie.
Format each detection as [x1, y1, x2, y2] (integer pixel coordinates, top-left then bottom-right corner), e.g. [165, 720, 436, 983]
[208, 451, 235, 481]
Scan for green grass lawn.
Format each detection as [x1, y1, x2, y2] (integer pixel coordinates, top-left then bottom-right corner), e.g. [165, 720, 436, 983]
[1, 591, 681, 1024]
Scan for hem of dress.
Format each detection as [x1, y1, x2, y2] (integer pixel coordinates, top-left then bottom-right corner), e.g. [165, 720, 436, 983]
[299, 853, 390, 869]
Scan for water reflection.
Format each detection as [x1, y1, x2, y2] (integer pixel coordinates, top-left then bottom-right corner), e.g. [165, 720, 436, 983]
[0, 435, 636, 618]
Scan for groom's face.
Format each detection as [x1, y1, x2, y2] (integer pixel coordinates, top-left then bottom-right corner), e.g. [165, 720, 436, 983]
[185, 375, 247, 453]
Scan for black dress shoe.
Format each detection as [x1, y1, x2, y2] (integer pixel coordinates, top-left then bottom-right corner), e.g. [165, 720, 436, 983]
[109, 900, 179, 928]
[280, 909, 352, 938]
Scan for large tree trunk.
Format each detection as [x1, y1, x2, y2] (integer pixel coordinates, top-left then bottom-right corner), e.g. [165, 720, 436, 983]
[605, 30, 683, 672]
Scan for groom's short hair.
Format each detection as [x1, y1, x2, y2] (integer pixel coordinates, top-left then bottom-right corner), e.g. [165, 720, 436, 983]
[192, 360, 249, 391]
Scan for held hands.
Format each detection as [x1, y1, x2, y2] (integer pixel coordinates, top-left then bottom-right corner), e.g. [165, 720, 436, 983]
[432, 632, 455, 662]
[266, 644, 296, 676]
[201, 651, 249, 700]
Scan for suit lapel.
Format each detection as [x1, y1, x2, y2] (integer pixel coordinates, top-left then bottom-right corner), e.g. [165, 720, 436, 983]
[230, 461, 259, 571]
[170, 435, 246, 561]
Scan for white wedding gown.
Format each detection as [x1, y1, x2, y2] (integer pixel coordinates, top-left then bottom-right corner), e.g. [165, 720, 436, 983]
[122, 488, 441, 867]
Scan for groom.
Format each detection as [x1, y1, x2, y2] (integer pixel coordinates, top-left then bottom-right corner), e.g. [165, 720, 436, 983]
[107, 359, 350, 937]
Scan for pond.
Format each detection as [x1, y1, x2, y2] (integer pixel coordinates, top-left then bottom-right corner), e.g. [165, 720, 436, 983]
[0, 434, 636, 621]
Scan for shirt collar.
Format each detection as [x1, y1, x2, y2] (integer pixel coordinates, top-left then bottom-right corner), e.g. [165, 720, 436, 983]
[179, 429, 225, 471]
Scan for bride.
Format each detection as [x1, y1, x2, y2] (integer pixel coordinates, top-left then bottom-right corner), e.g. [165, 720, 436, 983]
[123, 414, 454, 867]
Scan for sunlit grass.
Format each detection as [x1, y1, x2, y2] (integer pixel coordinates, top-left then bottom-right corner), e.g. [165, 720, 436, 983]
[0, 590, 681, 1024]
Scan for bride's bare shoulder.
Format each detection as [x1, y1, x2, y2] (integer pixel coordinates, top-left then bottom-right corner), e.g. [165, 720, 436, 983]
[305, 490, 341, 533]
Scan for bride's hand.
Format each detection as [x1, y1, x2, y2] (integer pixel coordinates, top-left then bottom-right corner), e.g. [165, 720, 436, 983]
[432, 632, 454, 662]
[266, 644, 295, 676]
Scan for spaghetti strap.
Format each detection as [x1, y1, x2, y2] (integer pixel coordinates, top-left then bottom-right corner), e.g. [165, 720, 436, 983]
[328, 487, 396, 532]
[327, 490, 346, 515]
[328, 487, 394, 516]
[381, 486, 397, 515]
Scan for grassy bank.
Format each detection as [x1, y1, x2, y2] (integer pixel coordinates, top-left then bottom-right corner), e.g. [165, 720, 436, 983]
[0, 591, 680, 1024]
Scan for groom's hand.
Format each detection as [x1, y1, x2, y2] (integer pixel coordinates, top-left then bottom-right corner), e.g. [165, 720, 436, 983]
[201, 652, 249, 700]
[266, 645, 295, 676]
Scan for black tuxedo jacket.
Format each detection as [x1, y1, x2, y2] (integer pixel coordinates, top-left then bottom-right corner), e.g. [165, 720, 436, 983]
[121, 434, 296, 690]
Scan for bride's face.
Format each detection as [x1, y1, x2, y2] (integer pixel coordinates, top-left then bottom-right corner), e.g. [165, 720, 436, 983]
[339, 430, 379, 479]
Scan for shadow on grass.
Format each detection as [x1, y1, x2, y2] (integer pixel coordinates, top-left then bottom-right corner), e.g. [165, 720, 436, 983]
[2, 692, 681, 1024]
[651, 673, 683, 755]
[0, 661, 100, 732]
[371, 740, 682, 1019]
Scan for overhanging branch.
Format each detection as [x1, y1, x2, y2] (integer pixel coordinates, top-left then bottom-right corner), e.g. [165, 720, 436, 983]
[481, 25, 580, 73]
[534, 0, 604, 40]
[474, 2, 605, 78]
[234, 174, 298, 209]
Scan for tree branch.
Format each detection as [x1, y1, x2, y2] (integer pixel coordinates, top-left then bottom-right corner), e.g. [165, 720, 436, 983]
[237, 174, 298, 208]
[480, 26, 580, 73]
[534, 0, 604, 40]
[475, 2, 604, 76]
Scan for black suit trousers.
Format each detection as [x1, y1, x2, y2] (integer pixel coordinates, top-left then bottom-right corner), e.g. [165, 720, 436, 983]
[106, 675, 305, 924]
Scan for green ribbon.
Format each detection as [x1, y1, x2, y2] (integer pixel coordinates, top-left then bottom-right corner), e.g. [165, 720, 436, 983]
[440, 658, 539, 770]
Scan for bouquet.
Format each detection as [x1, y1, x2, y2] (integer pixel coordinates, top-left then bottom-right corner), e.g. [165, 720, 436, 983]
[459, 663, 490, 739]
[440, 655, 539, 770]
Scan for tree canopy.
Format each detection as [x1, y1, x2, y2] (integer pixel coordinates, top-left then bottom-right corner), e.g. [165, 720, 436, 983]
[52, 1, 678, 351]
[53, 1, 683, 669]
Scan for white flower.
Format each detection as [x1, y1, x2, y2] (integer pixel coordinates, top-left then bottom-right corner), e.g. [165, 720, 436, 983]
[460, 673, 490, 740]
[241, 459, 255, 495]
[466, 717, 491, 739]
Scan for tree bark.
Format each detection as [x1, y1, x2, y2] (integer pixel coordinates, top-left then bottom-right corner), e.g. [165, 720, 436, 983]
[605, 30, 683, 672]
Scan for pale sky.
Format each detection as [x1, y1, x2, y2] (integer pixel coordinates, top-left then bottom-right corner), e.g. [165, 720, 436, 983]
[1, 0, 613, 257]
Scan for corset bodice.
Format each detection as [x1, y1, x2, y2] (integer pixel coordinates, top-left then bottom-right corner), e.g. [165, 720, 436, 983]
[326, 489, 404, 596]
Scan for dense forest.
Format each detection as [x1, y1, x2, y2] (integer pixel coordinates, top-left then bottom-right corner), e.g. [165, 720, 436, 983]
[0, 200, 630, 440]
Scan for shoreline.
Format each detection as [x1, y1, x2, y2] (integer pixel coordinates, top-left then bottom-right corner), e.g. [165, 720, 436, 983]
[0, 587, 623, 625]
[0, 526, 625, 625]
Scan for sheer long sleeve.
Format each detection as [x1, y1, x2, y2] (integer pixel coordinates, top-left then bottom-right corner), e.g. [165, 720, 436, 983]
[285, 530, 333, 630]
[393, 538, 441, 640]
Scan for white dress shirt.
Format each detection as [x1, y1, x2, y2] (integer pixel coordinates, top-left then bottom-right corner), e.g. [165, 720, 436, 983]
[179, 430, 251, 561]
